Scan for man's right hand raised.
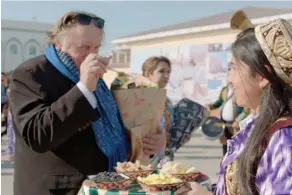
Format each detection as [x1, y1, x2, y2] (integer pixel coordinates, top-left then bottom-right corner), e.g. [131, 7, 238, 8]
[80, 53, 112, 92]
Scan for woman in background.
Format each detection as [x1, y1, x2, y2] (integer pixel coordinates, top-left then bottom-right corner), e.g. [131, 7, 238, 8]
[110, 56, 173, 167]
[141, 56, 175, 167]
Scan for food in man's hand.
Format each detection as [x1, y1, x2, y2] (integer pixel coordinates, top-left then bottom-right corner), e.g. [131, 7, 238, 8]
[116, 160, 152, 172]
[137, 173, 182, 185]
[90, 172, 125, 182]
[116, 72, 131, 84]
[130, 75, 158, 88]
[112, 73, 158, 90]
[111, 73, 167, 165]
[160, 161, 198, 174]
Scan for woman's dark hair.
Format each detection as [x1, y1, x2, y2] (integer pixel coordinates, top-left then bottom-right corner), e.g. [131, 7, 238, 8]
[232, 28, 292, 194]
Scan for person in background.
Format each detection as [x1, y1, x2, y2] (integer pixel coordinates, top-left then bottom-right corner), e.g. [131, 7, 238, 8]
[1, 72, 9, 137]
[110, 56, 173, 167]
[208, 84, 249, 155]
[6, 86, 15, 159]
[5, 73, 15, 159]
[9, 11, 165, 195]
[141, 56, 175, 166]
[1, 73, 8, 111]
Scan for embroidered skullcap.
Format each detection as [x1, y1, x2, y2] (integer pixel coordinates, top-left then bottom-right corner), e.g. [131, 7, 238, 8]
[255, 19, 292, 84]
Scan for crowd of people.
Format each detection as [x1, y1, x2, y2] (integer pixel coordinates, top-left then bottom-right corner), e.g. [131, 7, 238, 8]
[1, 10, 292, 195]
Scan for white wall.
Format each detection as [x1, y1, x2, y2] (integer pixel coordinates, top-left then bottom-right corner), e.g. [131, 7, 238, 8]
[125, 29, 236, 105]
[1, 20, 52, 72]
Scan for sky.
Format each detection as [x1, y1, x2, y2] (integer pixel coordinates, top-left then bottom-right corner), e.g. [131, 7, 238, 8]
[2, 1, 292, 55]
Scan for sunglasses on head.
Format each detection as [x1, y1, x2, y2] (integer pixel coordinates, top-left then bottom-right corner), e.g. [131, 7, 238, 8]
[68, 13, 105, 29]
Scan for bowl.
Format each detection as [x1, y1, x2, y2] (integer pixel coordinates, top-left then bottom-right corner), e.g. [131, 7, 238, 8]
[170, 172, 202, 182]
[91, 178, 133, 190]
[88, 173, 134, 190]
[138, 181, 186, 192]
[114, 167, 154, 179]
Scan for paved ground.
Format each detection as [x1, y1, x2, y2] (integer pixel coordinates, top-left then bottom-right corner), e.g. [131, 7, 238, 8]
[175, 132, 222, 183]
[1, 131, 222, 194]
[1, 136, 14, 195]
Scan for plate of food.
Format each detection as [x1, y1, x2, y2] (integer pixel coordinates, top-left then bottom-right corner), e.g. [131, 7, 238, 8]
[115, 160, 154, 179]
[87, 172, 133, 190]
[137, 173, 186, 192]
[159, 161, 201, 182]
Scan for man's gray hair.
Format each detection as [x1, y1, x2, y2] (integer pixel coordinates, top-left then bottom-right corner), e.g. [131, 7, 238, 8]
[46, 11, 99, 45]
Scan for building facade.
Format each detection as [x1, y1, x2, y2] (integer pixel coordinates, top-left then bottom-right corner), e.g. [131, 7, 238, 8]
[1, 19, 52, 72]
[111, 7, 292, 104]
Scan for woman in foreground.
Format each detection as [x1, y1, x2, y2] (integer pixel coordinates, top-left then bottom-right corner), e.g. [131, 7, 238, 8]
[180, 19, 292, 195]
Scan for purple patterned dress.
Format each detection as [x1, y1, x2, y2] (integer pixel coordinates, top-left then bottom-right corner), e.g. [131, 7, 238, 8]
[214, 113, 292, 195]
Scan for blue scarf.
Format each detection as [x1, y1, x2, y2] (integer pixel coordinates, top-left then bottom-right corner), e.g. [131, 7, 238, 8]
[45, 44, 129, 171]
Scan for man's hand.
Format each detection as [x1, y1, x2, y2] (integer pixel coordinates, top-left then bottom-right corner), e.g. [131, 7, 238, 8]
[143, 128, 166, 156]
[80, 53, 112, 91]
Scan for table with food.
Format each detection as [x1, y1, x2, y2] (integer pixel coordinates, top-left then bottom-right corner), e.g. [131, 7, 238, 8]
[78, 160, 211, 195]
[77, 73, 212, 195]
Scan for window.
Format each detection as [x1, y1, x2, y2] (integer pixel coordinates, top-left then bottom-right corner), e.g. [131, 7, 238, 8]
[29, 46, 37, 56]
[112, 52, 117, 63]
[9, 44, 18, 55]
[127, 51, 131, 63]
[119, 53, 125, 63]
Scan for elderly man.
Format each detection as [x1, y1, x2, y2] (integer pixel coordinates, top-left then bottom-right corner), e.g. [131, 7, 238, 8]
[9, 11, 165, 195]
